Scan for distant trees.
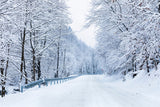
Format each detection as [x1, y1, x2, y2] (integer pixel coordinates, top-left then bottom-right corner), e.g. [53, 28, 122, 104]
[89, 0, 160, 77]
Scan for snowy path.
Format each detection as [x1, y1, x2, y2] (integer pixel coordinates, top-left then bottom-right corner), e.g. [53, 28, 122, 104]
[1, 75, 160, 107]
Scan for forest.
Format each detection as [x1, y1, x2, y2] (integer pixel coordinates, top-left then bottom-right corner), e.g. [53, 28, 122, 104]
[0, 0, 99, 97]
[88, 0, 160, 78]
[1, 1, 160, 106]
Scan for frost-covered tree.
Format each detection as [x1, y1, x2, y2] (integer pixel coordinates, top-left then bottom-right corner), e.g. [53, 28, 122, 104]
[88, 0, 160, 77]
[0, 0, 87, 96]
[0, 0, 15, 97]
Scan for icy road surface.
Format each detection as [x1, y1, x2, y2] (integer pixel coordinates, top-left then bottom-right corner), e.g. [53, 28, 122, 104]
[1, 75, 160, 107]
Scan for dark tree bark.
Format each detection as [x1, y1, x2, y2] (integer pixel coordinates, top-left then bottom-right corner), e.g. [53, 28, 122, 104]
[145, 47, 150, 73]
[20, 28, 26, 82]
[132, 53, 137, 78]
[2, 44, 10, 96]
[1, 59, 5, 97]
[37, 58, 41, 80]
[146, 57, 149, 73]
[24, 59, 28, 84]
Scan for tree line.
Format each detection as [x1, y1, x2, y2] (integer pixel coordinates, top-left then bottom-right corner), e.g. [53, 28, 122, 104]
[0, 0, 99, 97]
[88, 0, 160, 78]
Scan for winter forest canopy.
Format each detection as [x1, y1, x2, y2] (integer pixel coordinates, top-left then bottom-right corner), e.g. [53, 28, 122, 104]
[88, 0, 160, 77]
[0, 0, 100, 97]
[1, 0, 160, 98]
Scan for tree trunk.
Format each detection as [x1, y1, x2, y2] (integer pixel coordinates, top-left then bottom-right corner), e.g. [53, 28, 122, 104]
[62, 49, 66, 76]
[132, 54, 137, 78]
[146, 57, 149, 73]
[55, 25, 61, 78]
[30, 31, 36, 81]
[55, 41, 60, 78]
[29, 20, 36, 81]
[37, 58, 41, 80]
[2, 43, 10, 96]
[24, 60, 28, 84]
[20, 28, 26, 82]
[31, 51, 36, 81]
[37, 36, 46, 80]
[1, 59, 5, 97]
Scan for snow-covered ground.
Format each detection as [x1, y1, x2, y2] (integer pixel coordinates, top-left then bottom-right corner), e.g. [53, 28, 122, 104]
[1, 75, 160, 107]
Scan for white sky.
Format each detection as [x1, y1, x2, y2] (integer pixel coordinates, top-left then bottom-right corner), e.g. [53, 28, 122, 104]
[66, 0, 96, 48]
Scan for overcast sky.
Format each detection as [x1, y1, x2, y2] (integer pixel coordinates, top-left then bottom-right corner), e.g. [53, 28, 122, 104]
[66, 0, 96, 48]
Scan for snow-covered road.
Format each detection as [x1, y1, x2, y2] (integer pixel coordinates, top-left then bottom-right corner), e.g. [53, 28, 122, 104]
[1, 75, 160, 107]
